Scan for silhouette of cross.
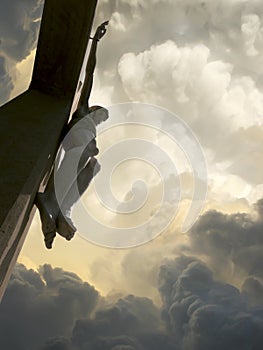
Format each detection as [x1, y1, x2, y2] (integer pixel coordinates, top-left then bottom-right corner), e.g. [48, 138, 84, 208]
[0, 0, 98, 299]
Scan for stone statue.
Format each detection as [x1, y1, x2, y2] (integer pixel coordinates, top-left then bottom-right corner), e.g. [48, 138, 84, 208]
[35, 21, 109, 249]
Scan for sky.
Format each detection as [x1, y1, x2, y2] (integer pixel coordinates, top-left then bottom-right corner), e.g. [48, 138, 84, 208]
[0, 0, 263, 349]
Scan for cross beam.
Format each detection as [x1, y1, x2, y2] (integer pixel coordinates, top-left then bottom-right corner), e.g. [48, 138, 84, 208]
[0, 0, 98, 300]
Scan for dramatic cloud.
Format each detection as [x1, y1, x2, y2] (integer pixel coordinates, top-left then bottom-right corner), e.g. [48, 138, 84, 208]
[2, 251, 263, 349]
[0, 200, 263, 350]
[96, 0, 263, 71]
[159, 255, 263, 350]
[2, 199, 263, 350]
[91, 0, 263, 205]
[0, 264, 99, 350]
[190, 198, 263, 283]
[117, 40, 263, 187]
[70, 295, 172, 350]
[0, 0, 43, 104]
[0, 263, 173, 350]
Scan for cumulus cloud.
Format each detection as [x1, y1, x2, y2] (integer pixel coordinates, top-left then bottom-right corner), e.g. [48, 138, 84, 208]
[71, 295, 169, 350]
[117, 39, 263, 145]
[0, 263, 174, 350]
[189, 198, 263, 284]
[0, 264, 98, 350]
[2, 196, 263, 350]
[159, 255, 263, 350]
[95, 0, 263, 93]
[84, 199, 263, 349]
[91, 0, 263, 207]
[2, 256, 263, 349]
[117, 41, 263, 197]
[98, 0, 263, 64]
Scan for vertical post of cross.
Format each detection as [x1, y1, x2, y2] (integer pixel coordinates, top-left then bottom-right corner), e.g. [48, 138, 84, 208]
[0, 0, 98, 300]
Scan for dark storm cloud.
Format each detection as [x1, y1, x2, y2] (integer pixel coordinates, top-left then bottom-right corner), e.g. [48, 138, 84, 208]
[2, 203, 263, 349]
[0, 264, 99, 350]
[158, 256, 263, 350]
[0, 264, 173, 350]
[190, 198, 263, 280]
[2, 238, 263, 350]
[70, 294, 175, 350]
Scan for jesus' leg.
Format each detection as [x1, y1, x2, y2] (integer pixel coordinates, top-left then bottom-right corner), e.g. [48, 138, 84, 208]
[56, 157, 101, 240]
[35, 141, 99, 248]
[35, 168, 57, 249]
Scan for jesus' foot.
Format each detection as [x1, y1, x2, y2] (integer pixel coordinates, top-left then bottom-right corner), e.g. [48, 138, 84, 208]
[44, 231, 56, 249]
[35, 193, 57, 248]
[56, 211, 76, 241]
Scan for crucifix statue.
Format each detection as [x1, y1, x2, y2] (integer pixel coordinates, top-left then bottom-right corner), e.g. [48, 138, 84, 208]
[0, 0, 103, 299]
[35, 21, 109, 249]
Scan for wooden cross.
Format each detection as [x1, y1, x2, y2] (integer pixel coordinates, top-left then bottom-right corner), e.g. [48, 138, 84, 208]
[0, 0, 98, 299]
